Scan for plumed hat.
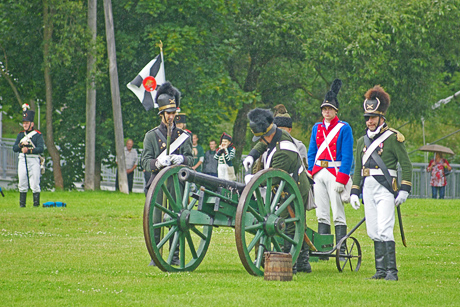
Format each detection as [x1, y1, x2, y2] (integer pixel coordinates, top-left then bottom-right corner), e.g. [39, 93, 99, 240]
[363, 85, 390, 117]
[321, 79, 342, 111]
[175, 113, 187, 124]
[155, 81, 180, 114]
[247, 108, 277, 142]
[219, 132, 233, 145]
[22, 103, 35, 122]
[273, 104, 293, 128]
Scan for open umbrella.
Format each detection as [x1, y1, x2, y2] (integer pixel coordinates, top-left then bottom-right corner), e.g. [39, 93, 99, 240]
[418, 144, 455, 155]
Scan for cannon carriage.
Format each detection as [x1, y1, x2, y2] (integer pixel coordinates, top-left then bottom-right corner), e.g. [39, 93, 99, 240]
[143, 165, 362, 276]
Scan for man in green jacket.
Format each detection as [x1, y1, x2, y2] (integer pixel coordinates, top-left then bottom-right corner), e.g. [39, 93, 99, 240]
[350, 85, 412, 281]
[141, 82, 194, 266]
[243, 108, 311, 273]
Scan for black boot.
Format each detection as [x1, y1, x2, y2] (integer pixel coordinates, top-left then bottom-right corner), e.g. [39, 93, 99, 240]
[283, 234, 297, 274]
[33, 193, 40, 207]
[297, 242, 312, 273]
[370, 241, 387, 279]
[20, 192, 27, 208]
[335, 225, 347, 261]
[318, 223, 331, 260]
[385, 241, 398, 281]
[169, 239, 180, 266]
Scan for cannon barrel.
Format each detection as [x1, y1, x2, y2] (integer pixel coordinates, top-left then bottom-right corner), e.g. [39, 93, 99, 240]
[178, 168, 246, 193]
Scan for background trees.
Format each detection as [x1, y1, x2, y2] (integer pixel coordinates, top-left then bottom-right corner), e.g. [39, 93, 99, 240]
[1, 0, 459, 189]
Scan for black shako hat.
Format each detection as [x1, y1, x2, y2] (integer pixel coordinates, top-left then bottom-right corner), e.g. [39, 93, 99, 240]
[175, 113, 187, 124]
[321, 79, 342, 111]
[363, 85, 390, 117]
[273, 104, 292, 128]
[248, 108, 277, 142]
[22, 103, 35, 122]
[155, 81, 181, 115]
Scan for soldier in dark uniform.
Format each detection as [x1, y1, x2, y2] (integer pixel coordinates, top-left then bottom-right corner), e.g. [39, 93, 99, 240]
[350, 85, 412, 281]
[140, 82, 194, 266]
[243, 108, 312, 273]
[13, 104, 45, 207]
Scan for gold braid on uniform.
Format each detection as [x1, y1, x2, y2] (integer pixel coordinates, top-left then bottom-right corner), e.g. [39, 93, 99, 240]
[389, 128, 405, 142]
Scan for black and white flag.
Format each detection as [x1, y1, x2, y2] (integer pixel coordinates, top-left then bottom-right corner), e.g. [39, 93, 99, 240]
[127, 52, 166, 111]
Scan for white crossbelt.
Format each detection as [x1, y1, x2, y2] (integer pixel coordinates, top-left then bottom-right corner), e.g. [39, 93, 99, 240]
[158, 133, 190, 158]
[315, 160, 342, 168]
[361, 168, 397, 177]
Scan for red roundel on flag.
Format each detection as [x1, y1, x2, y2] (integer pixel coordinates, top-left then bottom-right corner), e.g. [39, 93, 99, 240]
[143, 76, 157, 92]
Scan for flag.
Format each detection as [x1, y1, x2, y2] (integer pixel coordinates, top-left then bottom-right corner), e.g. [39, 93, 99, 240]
[127, 52, 166, 111]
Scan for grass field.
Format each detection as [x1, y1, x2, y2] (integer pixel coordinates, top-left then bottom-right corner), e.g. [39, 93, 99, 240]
[1, 191, 459, 306]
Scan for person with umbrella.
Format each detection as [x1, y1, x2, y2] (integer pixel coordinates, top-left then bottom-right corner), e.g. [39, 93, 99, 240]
[427, 152, 452, 199]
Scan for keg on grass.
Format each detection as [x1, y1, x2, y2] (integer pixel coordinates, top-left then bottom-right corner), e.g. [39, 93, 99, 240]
[263, 252, 292, 281]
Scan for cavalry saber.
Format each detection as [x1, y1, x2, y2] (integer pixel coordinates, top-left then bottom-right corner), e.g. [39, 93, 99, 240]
[397, 205, 407, 247]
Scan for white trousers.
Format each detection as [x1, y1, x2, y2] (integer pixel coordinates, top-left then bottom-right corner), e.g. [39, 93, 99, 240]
[363, 176, 395, 241]
[217, 164, 230, 181]
[18, 155, 41, 193]
[313, 168, 346, 226]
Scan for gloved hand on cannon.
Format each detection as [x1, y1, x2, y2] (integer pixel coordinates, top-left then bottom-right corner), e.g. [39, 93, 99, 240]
[155, 155, 171, 169]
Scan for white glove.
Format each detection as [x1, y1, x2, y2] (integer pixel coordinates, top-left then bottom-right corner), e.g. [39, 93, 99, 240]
[170, 154, 184, 165]
[334, 182, 345, 193]
[395, 191, 409, 207]
[244, 174, 254, 185]
[243, 156, 254, 172]
[350, 194, 360, 210]
[155, 155, 171, 169]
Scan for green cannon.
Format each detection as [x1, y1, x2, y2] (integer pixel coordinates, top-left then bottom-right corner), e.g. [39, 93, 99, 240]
[143, 165, 362, 276]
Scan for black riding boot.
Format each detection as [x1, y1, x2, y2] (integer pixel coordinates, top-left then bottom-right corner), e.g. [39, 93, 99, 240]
[318, 223, 331, 260]
[283, 234, 297, 274]
[370, 241, 387, 279]
[297, 242, 312, 273]
[335, 225, 347, 261]
[170, 239, 180, 266]
[33, 193, 40, 207]
[385, 241, 398, 281]
[20, 192, 27, 208]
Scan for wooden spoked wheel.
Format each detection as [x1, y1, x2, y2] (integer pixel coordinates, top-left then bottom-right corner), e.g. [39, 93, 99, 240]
[235, 169, 305, 276]
[335, 236, 362, 272]
[143, 165, 212, 272]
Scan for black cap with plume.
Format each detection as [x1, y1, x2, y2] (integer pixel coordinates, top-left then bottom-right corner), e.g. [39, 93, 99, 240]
[321, 79, 342, 111]
[247, 108, 277, 142]
[155, 81, 181, 114]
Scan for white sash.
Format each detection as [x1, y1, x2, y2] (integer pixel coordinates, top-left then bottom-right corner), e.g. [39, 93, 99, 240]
[362, 130, 394, 165]
[19, 130, 38, 148]
[314, 123, 344, 163]
[158, 133, 190, 158]
[264, 141, 300, 169]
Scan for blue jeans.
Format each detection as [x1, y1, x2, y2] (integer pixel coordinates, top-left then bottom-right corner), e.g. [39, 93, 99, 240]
[432, 186, 445, 199]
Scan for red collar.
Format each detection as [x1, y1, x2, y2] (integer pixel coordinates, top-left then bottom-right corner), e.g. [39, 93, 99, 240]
[322, 116, 339, 130]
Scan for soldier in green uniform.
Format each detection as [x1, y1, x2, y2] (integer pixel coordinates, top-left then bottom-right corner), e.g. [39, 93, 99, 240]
[243, 108, 312, 273]
[350, 85, 412, 281]
[141, 82, 194, 266]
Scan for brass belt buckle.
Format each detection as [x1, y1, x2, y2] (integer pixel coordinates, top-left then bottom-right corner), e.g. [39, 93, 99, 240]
[363, 168, 370, 177]
[320, 161, 328, 168]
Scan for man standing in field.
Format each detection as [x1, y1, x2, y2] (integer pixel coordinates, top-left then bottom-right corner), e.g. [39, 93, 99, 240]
[350, 85, 412, 281]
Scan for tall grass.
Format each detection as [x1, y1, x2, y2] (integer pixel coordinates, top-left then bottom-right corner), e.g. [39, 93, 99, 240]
[1, 191, 459, 306]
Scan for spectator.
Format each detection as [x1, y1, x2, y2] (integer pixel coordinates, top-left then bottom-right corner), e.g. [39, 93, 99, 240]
[427, 152, 452, 199]
[202, 140, 218, 177]
[192, 134, 205, 172]
[214, 133, 236, 180]
[116, 139, 138, 193]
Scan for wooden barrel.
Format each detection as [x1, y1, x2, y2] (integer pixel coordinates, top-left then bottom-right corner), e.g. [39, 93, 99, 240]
[263, 252, 293, 281]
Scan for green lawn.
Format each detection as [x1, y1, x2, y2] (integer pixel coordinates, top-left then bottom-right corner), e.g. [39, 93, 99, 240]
[1, 191, 459, 306]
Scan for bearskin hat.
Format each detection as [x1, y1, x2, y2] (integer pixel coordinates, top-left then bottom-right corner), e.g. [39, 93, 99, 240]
[363, 85, 390, 117]
[321, 79, 342, 110]
[273, 104, 293, 128]
[155, 81, 181, 114]
[247, 108, 276, 142]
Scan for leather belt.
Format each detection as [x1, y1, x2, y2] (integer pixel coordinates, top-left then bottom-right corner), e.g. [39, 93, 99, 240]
[362, 168, 397, 177]
[316, 160, 342, 168]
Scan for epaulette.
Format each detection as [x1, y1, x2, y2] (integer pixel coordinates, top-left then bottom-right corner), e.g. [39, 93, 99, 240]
[34, 130, 42, 134]
[389, 128, 405, 142]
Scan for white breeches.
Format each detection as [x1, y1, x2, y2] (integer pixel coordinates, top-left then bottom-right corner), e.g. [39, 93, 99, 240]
[313, 169, 346, 226]
[217, 164, 230, 181]
[18, 155, 41, 193]
[363, 176, 395, 242]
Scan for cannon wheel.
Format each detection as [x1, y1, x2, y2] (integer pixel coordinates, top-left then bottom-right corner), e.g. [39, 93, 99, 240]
[235, 169, 305, 276]
[335, 236, 362, 272]
[143, 165, 212, 272]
